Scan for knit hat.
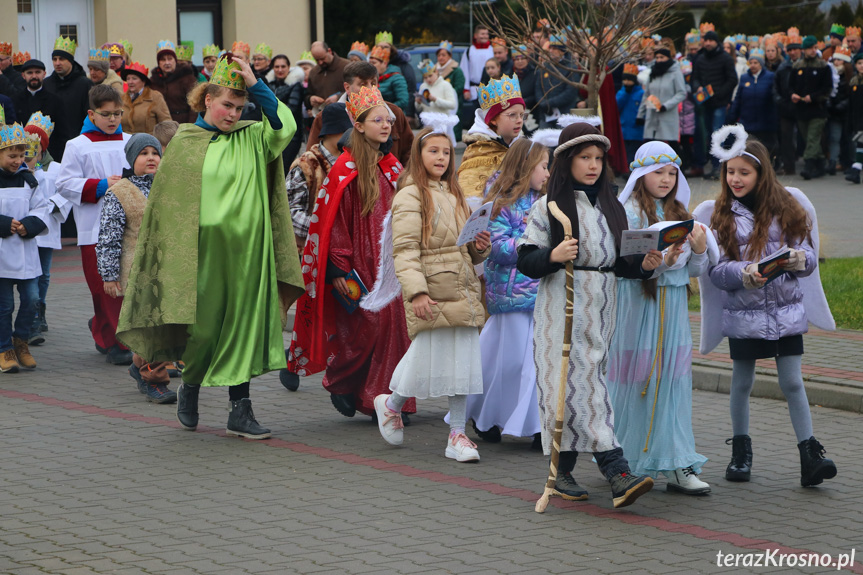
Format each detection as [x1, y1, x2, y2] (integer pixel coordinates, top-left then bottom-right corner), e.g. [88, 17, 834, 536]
[348, 41, 369, 61]
[853, 52, 863, 64]
[703, 30, 720, 43]
[786, 36, 803, 49]
[319, 103, 353, 137]
[748, 49, 765, 68]
[125, 133, 162, 168]
[88, 49, 110, 73]
[52, 36, 77, 62]
[654, 47, 671, 59]
[801, 35, 818, 50]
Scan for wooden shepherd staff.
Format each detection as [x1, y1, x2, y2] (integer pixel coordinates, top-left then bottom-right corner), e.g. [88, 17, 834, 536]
[536, 200, 576, 513]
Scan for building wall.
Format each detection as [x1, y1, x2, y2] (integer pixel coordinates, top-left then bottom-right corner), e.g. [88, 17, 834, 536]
[94, 0, 177, 69]
[0, 0, 17, 49]
[222, 0, 323, 63]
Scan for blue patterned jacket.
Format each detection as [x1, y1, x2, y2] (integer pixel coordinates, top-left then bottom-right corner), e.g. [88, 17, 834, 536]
[484, 190, 541, 314]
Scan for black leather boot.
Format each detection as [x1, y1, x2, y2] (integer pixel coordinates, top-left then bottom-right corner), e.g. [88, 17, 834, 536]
[279, 368, 300, 391]
[725, 435, 752, 482]
[811, 158, 826, 179]
[226, 398, 272, 439]
[330, 393, 356, 417]
[798, 436, 837, 487]
[177, 383, 200, 430]
[800, 160, 814, 180]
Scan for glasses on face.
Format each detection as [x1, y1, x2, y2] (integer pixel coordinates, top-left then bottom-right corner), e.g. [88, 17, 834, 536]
[93, 110, 124, 119]
[500, 111, 526, 121]
[252, 56, 268, 62]
[366, 116, 395, 126]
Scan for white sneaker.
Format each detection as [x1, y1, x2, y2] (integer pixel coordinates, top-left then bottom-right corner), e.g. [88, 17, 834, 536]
[445, 432, 480, 463]
[667, 466, 711, 495]
[373, 394, 404, 446]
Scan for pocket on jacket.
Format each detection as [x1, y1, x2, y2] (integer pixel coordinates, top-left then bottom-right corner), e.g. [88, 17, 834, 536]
[424, 261, 461, 302]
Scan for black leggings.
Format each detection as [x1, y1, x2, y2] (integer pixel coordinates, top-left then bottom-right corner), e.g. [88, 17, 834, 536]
[228, 381, 250, 401]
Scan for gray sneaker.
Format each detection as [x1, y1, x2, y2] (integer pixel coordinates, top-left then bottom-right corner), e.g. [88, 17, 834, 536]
[554, 472, 588, 501]
[609, 472, 654, 508]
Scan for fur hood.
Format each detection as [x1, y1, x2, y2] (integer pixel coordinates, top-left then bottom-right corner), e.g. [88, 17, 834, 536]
[794, 56, 828, 70]
[265, 66, 305, 86]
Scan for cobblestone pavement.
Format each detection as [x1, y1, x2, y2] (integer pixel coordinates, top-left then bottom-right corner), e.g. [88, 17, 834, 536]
[1, 245, 861, 575]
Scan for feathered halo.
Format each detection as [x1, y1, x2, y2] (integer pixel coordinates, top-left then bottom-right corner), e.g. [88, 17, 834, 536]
[557, 114, 603, 129]
[419, 111, 459, 140]
[710, 124, 749, 163]
[529, 129, 562, 148]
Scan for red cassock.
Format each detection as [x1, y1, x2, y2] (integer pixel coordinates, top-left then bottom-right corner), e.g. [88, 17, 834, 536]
[289, 152, 415, 416]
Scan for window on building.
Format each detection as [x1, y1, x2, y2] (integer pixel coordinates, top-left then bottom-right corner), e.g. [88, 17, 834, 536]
[58, 24, 78, 43]
[17, 0, 33, 13]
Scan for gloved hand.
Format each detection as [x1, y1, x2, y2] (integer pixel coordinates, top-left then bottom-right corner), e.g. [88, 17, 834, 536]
[742, 263, 765, 290]
[781, 248, 807, 271]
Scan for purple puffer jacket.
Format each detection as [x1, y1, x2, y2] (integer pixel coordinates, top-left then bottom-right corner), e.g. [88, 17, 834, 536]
[484, 190, 541, 314]
[708, 199, 816, 340]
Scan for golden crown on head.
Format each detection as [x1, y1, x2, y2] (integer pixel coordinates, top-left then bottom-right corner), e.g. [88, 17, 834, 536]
[13, 51, 30, 66]
[375, 31, 394, 45]
[787, 27, 800, 37]
[477, 74, 522, 111]
[623, 63, 639, 75]
[847, 26, 862, 38]
[346, 85, 385, 119]
[24, 132, 41, 158]
[491, 37, 507, 48]
[54, 36, 77, 55]
[104, 43, 124, 57]
[27, 111, 55, 137]
[89, 48, 110, 62]
[350, 41, 369, 55]
[176, 43, 194, 61]
[202, 44, 221, 58]
[699, 22, 715, 34]
[119, 39, 133, 59]
[0, 42, 12, 58]
[0, 123, 28, 150]
[369, 45, 390, 63]
[210, 53, 246, 91]
[231, 41, 250, 56]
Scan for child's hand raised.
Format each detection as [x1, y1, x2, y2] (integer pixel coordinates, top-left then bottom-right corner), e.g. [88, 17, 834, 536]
[642, 249, 663, 271]
[550, 238, 578, 263]
[689, 223, 707, 254]
[473, 230, 491, 252]
[412, 293, 437, 321]
[235, 58, 258, 88]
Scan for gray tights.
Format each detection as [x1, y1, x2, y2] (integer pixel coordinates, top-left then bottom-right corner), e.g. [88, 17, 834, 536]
[730, 355, 813, 442]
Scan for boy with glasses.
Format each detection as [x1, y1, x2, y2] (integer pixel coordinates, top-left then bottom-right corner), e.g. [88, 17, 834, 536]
[56, 84, 132, 365]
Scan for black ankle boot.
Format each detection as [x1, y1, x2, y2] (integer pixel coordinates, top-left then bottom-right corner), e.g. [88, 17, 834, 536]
[801, 160, 814, 180]
[177, 383, 200, 430]
[226, 398, 271, 439]
[798, 436, 837, 487]
[725, 435, 752, 482]
[846, 167, 861, 184]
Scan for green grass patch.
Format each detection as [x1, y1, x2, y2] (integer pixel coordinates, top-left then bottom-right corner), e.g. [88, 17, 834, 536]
[687, 258, 863, 331]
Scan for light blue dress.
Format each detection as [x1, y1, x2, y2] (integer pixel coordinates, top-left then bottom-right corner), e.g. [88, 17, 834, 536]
[607, 198, 709, 477]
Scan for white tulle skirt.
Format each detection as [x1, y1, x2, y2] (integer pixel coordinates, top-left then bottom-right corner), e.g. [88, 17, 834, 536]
[389, 326, 484, 399]
[465, 311, 541, 437]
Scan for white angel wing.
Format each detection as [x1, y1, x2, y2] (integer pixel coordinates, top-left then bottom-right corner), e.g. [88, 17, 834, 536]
[360, 210, 403, 312]
[693, 200, 726, 354]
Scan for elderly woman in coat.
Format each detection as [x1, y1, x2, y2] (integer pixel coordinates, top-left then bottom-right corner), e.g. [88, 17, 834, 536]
[121, 62, 171, 135]
[637, 47, 686, 149]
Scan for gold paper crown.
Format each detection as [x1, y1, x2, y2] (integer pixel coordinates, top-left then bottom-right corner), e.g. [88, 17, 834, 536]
[0, 123, 28, 150]
[623, 63, 639, 75]
[89, 48, 110, 62]
[26, 112, 55, 138]
[102, 42, 125, 58]
[787, 27, 800, 37]
[202, 44, 221, 58]
[491, 37, 507, 48]
[350, 41, 369, 55]
[157, 40, 176, 54]
[847, 26, 861, 38]
[369, 45, 390, 63]
[834, 45, 853, 60]
[24, 132, 41, 158]
[699, 22, 715, 34]
[119, 39, 133, 59]
[375, 31, 394, 45]
[346, 85, 385, 119]
[54, 36, 77, 55]
[0, 42, 12, 58]
[477, 74, 522, 111]
[0, 105, 4, 125]
[176, 43, 194, 61]
[13, 51, 30, 66]
[418, 59, 435, 75]
[231, 41, 250, 56]
[210, 53, 246, 91]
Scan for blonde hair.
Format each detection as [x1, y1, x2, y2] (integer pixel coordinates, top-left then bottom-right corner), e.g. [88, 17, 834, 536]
[485, 139, 547, 218]
[153, 120, 179, 147]
[349, 106, 388, 217]
[187, 82, 247, 114]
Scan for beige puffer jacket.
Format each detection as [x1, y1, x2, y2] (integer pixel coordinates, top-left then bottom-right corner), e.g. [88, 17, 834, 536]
[392, 180, 490, 339]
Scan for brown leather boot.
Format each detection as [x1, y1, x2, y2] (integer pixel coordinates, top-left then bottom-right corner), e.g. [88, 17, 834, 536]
[12, 337, 36, 369]
[0, 348, 20, 373]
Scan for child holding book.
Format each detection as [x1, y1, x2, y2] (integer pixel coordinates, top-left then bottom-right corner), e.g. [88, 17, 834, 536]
[516, 122, 661, 508]
[607, 141, 711, 495]
[701, 127, 837, 488]
[465, 137, 547, 445]
[374, 125, 491, 462]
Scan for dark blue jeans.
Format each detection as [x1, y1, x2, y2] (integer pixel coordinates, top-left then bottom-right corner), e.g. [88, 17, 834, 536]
[0, 277, 38, 352]
[37, 247, 53, 304]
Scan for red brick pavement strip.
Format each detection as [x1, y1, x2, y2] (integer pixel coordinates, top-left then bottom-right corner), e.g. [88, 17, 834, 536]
[2, 387, 861, 574]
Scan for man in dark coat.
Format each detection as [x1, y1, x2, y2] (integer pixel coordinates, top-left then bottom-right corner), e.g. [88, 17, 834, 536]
[534, 37, 579, 129]
[773, 39, 802, 174]
[0, 46, 27, 98]
[790, 36, 834, 179]
[12, 60, 63, 138]
[42, 43, 93, 161]
[691, 30, 738, 179]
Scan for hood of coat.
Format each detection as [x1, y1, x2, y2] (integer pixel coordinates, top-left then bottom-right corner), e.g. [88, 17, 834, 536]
[265, 66, 305, 86]
[50, 60, 87, 85]
[150, 61, 196, 84]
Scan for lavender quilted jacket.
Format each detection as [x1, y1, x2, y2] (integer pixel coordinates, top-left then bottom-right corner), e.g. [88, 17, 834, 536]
[484, 190, 541, 314]
[708, 199, 816, 340]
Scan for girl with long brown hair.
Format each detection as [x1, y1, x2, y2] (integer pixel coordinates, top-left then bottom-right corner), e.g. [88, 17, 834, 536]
[287, 86, 415, 422]
[465, 138, 548, 446]
[373, 126, 491, 463]
[705, 132, 837, 488]
[607, 141, 712, 496]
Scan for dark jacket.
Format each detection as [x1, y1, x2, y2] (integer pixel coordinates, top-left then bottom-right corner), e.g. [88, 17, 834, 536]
[789, 56, 833, 121]
[12, 85, 63, 132]
[0, 65, 26, 98]
[772, 58, 798, 119]
[0, 94, 15, 123]
[515, 64, 538, 109]
[827, 67, 851, 121]
[42, 62, 93, 161]
[729, 69, 778, 132]
[535, 55, 579, 114]
[149, 62, 198, 124]
[849, 74, 863, 133]
[305, 53, 349, 109]
[481, 57, 514, 85]
[692, 45, 738, 108]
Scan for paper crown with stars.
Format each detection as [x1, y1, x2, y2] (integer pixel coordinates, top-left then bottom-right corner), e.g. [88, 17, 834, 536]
[346, 85, 386, 120]
[477, 74, 522, 111]
[24, 132, 41, 158]
[699, 22, 715, 34]
[418, 59, 435, 75]
[437, 40, 453, 55]
[119, 39, 133, 59]
[375, 31, 394, 46]
[102, 42, 125, 58]
[0, 123, 28, 150]
[202, 44, 221, 58]
[89, 48, 110, 62]
[833, 45, 852, 62]
[0, 42, 12, 58]
[176, 43, 194, 61]
[369, 45, 390, 63]
[847, 26, 861, 38]
[231, 41, 250, 56]
[25, 112, 54, 151]
[350, 41, 369, 56]
[156, 40, 176, 57]
[253, 43, 272, 60]
[54, 36, 77, 55]
[13, 51, 30, 66]
[210, 53, 246, 91]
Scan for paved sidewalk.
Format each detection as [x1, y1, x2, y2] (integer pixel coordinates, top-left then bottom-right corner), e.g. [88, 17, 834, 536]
[1, 243, 861, 575]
